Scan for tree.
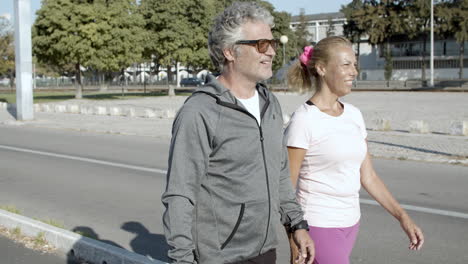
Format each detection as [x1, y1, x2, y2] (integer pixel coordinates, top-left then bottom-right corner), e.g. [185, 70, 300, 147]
[406, 0, 431, 86]
[141, 0, 294, 80]
[293, 9, 312, 52]
[342, 0, 365, 76]
[437, 0, 468, 80]
[0, 17, 15, 88]
[88, 0, 145, 87]
[140, 0, 215, 83]
[353, 0, 409, 84]
[270, 10, 298, 73]
[326, 17, 336, 37]
[33, 0, 145, 98]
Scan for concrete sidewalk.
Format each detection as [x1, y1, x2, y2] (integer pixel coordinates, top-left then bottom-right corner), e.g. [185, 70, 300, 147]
[1, 92, 467, 165]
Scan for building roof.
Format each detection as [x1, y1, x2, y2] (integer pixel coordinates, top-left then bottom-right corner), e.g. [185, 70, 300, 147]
[291, 12, 345, 23]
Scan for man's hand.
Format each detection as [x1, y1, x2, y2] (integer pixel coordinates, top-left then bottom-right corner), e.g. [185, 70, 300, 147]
[292, 229, 314, 264]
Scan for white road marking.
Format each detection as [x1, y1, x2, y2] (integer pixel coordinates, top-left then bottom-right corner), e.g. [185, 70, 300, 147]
[2, 144, 468, 220]
[0, 144, 166, 174]
[360, 199, 468, 219]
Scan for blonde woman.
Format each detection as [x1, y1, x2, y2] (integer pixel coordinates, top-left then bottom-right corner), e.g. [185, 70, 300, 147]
[284, 36, 424, 264]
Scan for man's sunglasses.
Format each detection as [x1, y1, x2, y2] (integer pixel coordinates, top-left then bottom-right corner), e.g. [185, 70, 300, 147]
[235, 39, 279, 53]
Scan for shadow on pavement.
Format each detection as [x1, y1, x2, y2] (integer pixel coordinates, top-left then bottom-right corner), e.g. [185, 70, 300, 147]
[368, 140, 464, 157]
[66, 226, 124, 264]
[6, 104, 16, 119]
[122, 221, 170, 262]
[72, 226, 123, 248]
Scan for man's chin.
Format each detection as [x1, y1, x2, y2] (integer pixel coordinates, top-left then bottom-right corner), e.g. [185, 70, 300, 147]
[259, 72, 273, 82]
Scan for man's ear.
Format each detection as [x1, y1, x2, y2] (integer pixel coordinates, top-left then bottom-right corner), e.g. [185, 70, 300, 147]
[223, 47, 236, 62]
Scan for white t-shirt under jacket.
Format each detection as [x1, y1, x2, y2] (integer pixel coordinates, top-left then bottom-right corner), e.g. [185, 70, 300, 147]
[284, 101, 368, 228]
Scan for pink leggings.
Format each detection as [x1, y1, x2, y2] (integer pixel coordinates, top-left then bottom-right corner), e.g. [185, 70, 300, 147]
[308, 222, 360, 264]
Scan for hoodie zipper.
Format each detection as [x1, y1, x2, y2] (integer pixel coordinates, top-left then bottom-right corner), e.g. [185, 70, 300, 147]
[258, 126, 271, 255]
[191, 90, 272, 255]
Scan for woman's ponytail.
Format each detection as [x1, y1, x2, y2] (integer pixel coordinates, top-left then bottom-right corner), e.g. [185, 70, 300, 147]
[287, 61, 312, 93]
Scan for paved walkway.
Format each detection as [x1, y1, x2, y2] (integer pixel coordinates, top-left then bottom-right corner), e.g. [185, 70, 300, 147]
[1, 91, 467, 166]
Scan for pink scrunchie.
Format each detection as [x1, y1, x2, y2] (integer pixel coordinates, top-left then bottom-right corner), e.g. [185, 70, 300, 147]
[299, 46, 314, 66]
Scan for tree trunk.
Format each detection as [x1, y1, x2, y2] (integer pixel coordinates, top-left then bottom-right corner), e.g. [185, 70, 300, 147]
[9, 72, 14, 91]
[384, 41, 392, 87]
[99, 71, 108, 92]
[75, 63, 83, 99]
[357, 41, 361, 80]
[167, 65, 173, 85]
[459, 41, 464, 80]
[133, 63, 137, 85]
[421, 35, 427, 87]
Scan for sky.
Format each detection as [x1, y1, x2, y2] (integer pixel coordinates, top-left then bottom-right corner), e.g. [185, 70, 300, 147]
[266, 0, 352, 15]
[0, 0, 352, 22]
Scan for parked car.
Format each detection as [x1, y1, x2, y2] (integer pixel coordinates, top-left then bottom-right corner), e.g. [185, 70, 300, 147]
[180, 77, 204, 87]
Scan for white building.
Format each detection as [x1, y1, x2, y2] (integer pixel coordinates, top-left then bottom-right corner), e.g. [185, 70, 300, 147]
[291, 12, 468, 81]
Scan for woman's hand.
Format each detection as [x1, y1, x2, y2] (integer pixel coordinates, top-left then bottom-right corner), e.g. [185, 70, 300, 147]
[400, 214, 424, 250]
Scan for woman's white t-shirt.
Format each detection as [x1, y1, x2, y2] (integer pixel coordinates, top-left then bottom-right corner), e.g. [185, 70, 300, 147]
[284, 101, 368, 228]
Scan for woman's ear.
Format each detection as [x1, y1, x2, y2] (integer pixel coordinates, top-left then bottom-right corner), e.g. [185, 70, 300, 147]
[315, 63, 326, 77]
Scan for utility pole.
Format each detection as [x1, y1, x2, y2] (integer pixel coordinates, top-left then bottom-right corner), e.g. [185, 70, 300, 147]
[14, 0, 34, 120]
[429, 0, 434, 87]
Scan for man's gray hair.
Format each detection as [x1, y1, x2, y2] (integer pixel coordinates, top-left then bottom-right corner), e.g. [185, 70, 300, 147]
[208, 2, 274, 72]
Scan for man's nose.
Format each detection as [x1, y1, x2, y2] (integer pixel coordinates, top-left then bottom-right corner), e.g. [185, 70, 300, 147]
[265, 43, 276, 56]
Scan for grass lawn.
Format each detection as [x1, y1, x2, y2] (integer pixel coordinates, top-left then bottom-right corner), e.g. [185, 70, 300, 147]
[0, 90, 188, 104]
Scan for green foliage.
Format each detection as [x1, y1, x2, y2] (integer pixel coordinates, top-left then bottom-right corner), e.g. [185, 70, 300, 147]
[384, 42, 393, 82]
[349, 1, 412, 81]
[91, 0, 146, 72]
[405, 0, 432, 84]
[141, 0, 294, 74]
[33, 0, 145, 75]
[12, 227, 21, 236]
[0, 205, 22, 214]
[34, 232, 47, 247]
[342, 0, 366, 74]
[140, 0, 215, 71]
[437, 0, 468, 79]
[342, 0, 365, 43]
[293, 10, 311, 51]
[40, 219, 65, 229]
[353, 0, 410, 45]
[0, 17, 15, 81]
[270, 11, 297, 72]
[405, 0, 431, 39]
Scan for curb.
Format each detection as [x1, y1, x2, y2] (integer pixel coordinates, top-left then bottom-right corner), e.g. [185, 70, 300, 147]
[33, 103, 177, 119]
[0, 209, 167, 264]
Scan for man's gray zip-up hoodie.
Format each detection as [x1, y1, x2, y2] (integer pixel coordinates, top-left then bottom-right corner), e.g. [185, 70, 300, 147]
[162, 75, 304, 264]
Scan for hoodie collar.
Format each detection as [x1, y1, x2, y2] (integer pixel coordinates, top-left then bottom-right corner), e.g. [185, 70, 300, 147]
[197, 74, 270, 106]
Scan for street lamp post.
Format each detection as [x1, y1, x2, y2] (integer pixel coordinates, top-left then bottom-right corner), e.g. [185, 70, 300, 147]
[430, 0, 434, 87]
[280, 35, 289, 87]
[280, 35, 289, 68]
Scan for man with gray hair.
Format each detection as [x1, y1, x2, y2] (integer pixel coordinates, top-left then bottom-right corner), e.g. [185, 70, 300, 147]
[162, 2, 314, 263]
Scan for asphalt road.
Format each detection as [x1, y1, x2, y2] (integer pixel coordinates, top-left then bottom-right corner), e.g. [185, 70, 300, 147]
[0, 125, 467, 264]
[0, 234, 84, 264]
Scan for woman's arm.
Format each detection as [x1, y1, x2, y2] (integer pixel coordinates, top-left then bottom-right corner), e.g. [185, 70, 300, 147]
[287, 146, 307, 188]
[360, 149, 424, 250]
